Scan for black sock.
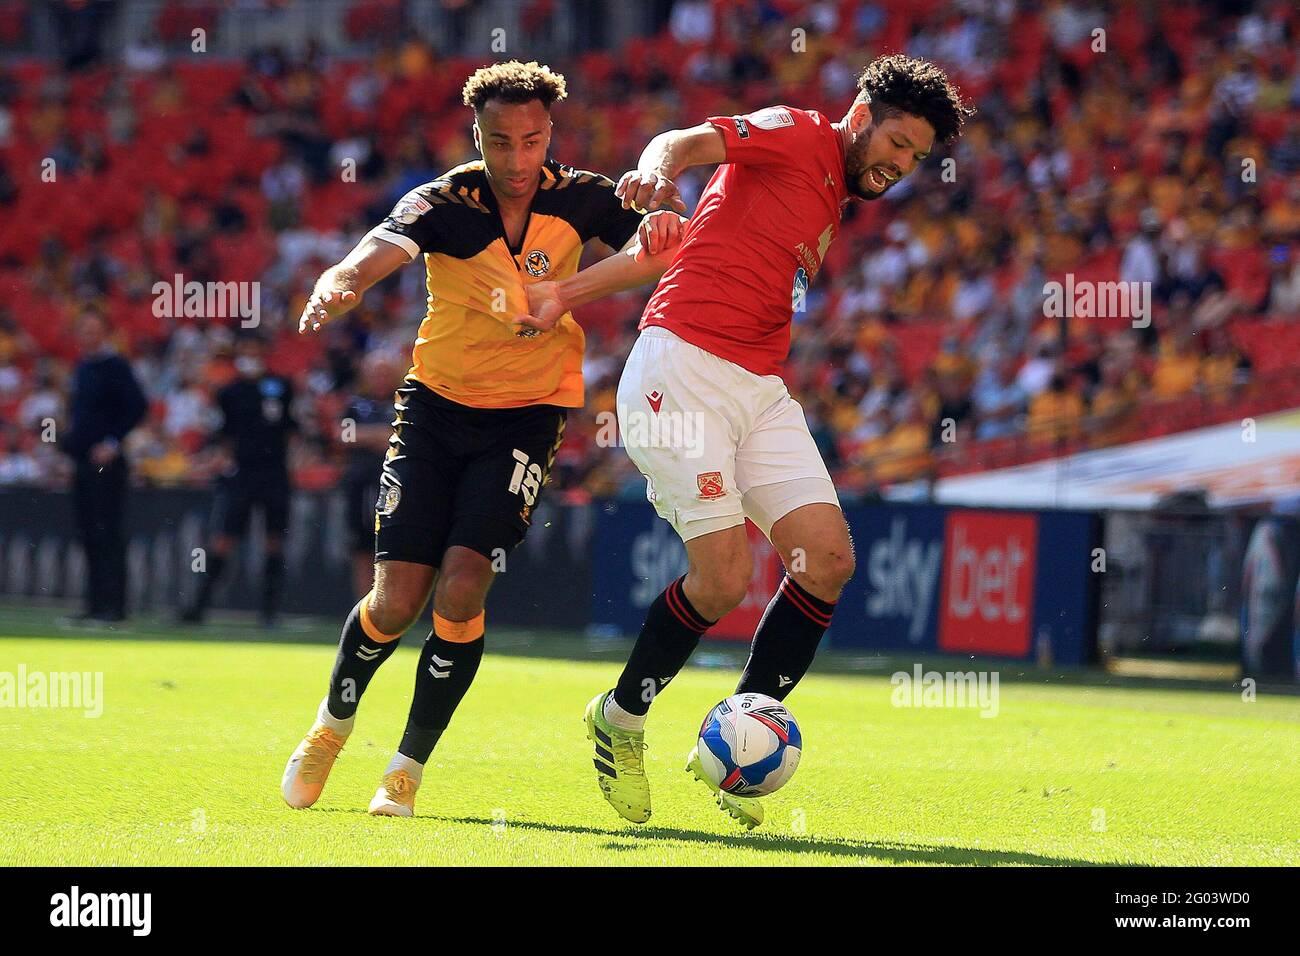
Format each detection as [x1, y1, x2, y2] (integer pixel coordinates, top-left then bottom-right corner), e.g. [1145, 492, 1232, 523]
[612, 575, 714, 716]
[736, 576, 836, 701]
[327, 601, 403, 720]
[261, 552, 285, 619]
[398, 619, 485, 763]
[190, 552, 226, 613]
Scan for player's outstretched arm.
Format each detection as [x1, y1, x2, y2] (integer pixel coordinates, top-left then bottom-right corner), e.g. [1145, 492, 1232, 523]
[517, 212, 686, 334]
[299, 236, 411, 333]
[615, 123, 726, 213]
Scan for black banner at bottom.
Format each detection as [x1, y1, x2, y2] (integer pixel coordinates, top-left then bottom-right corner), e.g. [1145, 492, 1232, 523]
[0, 866, 1284, 940]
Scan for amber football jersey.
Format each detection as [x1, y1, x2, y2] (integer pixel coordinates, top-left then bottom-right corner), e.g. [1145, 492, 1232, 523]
[368, 159, 643, 409]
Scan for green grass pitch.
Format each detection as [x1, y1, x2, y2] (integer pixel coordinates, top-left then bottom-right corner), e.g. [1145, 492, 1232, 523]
[1, 626, 1297, 866]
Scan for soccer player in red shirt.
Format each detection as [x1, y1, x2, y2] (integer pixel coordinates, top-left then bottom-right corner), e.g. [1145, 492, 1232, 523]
[521, 54, 971, 828]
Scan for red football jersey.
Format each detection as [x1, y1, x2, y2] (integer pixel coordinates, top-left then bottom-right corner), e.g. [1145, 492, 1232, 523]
[639, 106, 849, 377]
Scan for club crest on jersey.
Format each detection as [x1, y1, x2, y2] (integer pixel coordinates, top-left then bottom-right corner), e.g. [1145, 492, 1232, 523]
[524, 249, 551, 276]
[376, 484, 401, 516]
[646, 389, 663, 414]
[697, 471, 726, 500]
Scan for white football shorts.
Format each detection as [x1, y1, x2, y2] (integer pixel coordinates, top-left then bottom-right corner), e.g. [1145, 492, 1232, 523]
[616, 326, 839, 542]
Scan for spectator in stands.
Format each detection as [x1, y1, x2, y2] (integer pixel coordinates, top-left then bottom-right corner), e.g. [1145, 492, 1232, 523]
[0, 425, 39, 485]
[1089, 352, 1141, 447]
[973, 353, 1028, 440]
[1027, 370, 1086, 445]
[866, 394, 934, 487]
[931, 368, 975, 449]
[1152, 323, 1203, 399]
[1264, 244, 1300, 315]
[1120, 209, 1163, 287]
[1200, 325, 1254, 399]
[1016, 338, 1060, 397]
[2, 0, 1297, 508]
[62, 311, 148, 626]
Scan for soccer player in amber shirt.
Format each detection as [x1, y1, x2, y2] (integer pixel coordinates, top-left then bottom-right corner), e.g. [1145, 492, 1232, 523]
[280, 61, 685, 820]
[523, 54, 972, 828]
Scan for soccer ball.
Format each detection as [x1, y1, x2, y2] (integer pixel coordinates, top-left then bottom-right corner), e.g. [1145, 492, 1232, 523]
[696, 693, 802, 797]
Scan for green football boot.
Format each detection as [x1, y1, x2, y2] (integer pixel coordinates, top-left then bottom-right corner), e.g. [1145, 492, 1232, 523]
[584, 690, 651, 824]
[685, 745, 764, 830]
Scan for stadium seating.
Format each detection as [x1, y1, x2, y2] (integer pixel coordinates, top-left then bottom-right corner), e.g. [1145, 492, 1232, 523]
[0, 0, 1295, 499]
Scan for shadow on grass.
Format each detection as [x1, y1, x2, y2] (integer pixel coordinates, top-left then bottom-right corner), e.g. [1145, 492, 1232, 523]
[312, 807, 1110, 865]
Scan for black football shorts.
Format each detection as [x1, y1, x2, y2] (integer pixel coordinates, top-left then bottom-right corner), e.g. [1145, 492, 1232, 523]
[373, 380, 567, 567]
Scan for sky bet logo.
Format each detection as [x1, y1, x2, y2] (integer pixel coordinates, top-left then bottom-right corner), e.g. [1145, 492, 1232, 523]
[939, 511, 1037, 656]
[865, 510, 1038, 655]
[50, 886, 151, 936]
[865, 516, 942, 643]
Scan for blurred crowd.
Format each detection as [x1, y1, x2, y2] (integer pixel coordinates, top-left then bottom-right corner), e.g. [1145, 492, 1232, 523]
[0, 0, 1297, 499]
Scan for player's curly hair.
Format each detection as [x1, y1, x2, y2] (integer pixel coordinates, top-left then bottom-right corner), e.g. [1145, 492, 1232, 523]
[462, 60, 568, 112]
[856, 54, 974, 144]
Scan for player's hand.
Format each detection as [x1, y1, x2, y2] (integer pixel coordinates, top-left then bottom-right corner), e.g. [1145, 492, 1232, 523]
[615, 170, 687, 214]
[516, 281, 566, 335]
[636, 211, 688, 261]
[298, 289, 359, 334]
[88, 440, 119, 467]
[208, 447, 236, 479]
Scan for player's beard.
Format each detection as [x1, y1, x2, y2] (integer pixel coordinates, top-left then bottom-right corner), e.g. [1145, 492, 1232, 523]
[844, 129, 887, 202]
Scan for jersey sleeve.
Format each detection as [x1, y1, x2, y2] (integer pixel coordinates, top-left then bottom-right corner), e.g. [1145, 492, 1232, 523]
[365, 184, 445, 259]
[573, 174, 645, 250]
[706, 106, 818, 168]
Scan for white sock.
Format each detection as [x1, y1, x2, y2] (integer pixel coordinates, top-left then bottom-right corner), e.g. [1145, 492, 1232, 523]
[384, 752, 424, 785]
[316, 697, 354, 738]
[603, 692, 647, 732]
